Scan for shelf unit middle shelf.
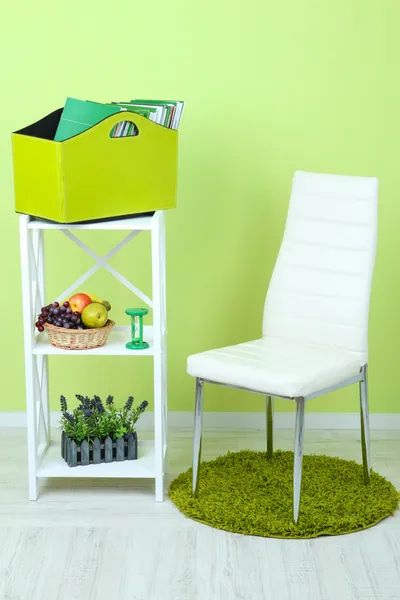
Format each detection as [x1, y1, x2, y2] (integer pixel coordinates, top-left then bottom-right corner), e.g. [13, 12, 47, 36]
[33, 326, 155, 356]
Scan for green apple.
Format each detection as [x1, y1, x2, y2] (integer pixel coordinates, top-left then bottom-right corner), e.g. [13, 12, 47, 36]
[81, 303, 108, 328]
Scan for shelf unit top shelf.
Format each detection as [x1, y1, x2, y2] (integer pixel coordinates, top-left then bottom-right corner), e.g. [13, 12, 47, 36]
[27, 213, 158, 231]
[33, 325, 155, 356]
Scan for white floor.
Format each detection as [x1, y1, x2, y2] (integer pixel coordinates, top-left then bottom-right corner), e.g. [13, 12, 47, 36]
[0, 427, 399, 600]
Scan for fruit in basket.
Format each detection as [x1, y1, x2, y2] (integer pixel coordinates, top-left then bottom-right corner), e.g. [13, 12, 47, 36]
[69, 293, 92, 314]
[81, 303, 108, 328]
[61, 293, 111, 312]
[35, 300, 86, 331]
[35, 292, 110, 333]
[86, 293, 111, 312]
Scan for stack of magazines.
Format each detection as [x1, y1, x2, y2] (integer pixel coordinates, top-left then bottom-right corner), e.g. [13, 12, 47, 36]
[54, 97, 185, 142]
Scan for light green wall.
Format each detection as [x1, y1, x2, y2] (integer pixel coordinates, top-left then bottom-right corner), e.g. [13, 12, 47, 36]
[0, 1, 398, 415]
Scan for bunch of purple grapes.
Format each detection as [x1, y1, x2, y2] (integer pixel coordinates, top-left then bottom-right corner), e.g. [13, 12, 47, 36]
[35, 301, 87, 332]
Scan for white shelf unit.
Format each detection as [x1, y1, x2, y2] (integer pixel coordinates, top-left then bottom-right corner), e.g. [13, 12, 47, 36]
[19, 211, 168, 501]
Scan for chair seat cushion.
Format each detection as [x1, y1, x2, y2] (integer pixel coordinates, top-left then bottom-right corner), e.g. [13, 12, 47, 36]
[187, 337, 364, 399]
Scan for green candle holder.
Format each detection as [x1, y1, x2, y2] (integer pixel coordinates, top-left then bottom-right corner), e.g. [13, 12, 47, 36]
[125, 308, 149, 350]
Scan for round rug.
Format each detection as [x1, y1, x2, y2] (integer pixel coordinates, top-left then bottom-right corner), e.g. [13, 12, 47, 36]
[169, 450, 399, 539]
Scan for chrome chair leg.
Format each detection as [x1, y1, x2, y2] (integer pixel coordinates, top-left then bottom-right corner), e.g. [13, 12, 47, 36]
[359, 364, 371, 484]
[192, 378, 204, 496]
[293, 397, 305, 524]
[266, 396, 274, 458]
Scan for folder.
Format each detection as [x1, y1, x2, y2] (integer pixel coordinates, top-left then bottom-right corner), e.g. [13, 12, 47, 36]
[54, 98, 126, 142]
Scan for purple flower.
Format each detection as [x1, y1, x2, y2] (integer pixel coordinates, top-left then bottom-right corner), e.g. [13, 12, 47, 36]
[139, 400, 148, 412]
[63, 412, 75, 424]
[124, 396, 134, 411]
[106, 395, 114, 407]
[94, 396, 105, 413]
[60, 395, 68, 413]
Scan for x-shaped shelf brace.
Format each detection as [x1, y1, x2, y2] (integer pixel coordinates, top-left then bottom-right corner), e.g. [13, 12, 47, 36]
[35, 353, 48, 455]
[29, 229, 45, 324]
[55, 230, 153, 308]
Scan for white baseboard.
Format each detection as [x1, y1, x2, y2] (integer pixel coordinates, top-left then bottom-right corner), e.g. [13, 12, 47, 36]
[1, 411, 400, 430]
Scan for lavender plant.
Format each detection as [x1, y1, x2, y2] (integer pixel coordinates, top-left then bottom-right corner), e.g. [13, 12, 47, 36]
[59, 394, 148, 443]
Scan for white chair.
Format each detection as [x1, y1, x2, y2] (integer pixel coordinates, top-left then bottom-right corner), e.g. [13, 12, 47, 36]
[187, 170, 378, 523]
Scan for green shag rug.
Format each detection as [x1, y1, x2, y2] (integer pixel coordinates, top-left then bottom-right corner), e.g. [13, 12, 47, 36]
[169, 451, 399, 539]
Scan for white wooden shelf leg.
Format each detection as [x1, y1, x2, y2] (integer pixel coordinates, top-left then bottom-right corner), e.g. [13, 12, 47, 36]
[162, 343, 168, 474]
[37, 229, 50, 445]
[19, 216, 39, 500]
[152, 213, 164, 501]
[161, 213, 168, 474]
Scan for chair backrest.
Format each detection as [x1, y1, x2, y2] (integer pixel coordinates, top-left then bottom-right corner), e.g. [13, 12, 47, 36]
[263, 171, 378, 359]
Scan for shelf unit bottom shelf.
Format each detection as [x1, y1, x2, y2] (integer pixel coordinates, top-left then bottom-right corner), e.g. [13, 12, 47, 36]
[38, 440, 162, 479]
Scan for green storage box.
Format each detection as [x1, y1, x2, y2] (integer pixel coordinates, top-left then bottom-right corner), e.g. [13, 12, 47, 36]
[12, 108, 178, 223]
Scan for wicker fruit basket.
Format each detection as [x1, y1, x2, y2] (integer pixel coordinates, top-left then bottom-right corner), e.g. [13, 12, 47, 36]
[43, 320, 115, 350]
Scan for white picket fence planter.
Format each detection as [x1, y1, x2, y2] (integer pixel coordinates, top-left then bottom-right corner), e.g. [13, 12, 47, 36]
[61, 431, 138, 467]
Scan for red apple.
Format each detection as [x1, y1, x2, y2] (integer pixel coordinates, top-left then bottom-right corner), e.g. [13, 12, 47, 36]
[69, 293, 92, 314]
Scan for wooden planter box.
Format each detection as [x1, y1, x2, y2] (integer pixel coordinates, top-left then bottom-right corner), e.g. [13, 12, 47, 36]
[61, 431, 138, 467]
